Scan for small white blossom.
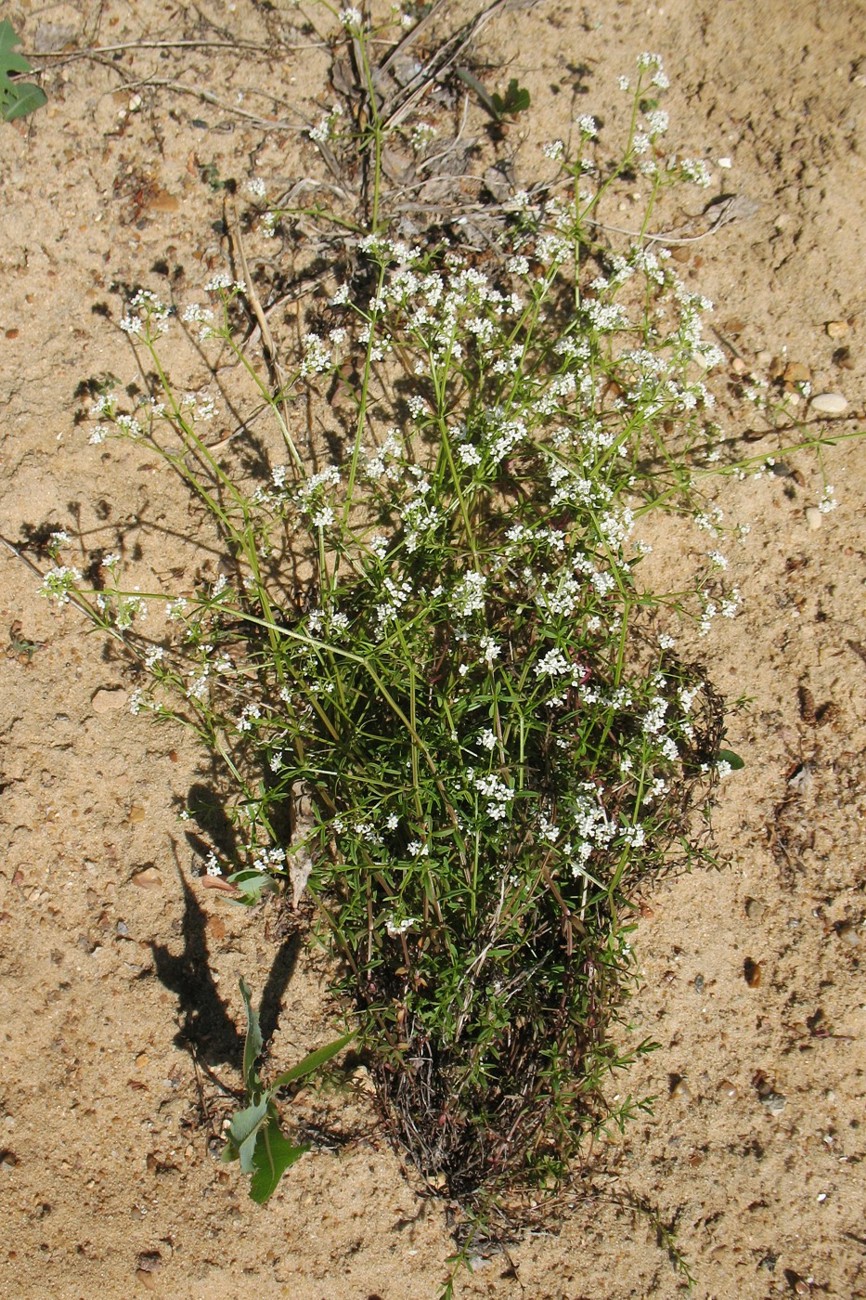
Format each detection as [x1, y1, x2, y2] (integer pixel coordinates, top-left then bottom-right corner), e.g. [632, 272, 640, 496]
[385, 915, 416, 937]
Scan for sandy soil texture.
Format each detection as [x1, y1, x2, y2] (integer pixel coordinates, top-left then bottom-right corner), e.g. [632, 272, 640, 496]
[1, 1, 864, 1297]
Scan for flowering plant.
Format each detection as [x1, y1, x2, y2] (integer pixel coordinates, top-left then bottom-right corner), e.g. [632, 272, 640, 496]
[44, 35, 750, 1216]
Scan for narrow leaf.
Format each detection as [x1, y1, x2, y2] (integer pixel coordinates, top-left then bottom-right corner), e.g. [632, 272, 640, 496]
[249, 1111, 309, 1204]
[269, 1030, 355, 1093]
[239, 977, 263, 1089]
[452, 65, 498, 120]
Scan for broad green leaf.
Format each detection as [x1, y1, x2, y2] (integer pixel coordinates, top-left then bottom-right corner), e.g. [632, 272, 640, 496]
[0, 20, 32, 72]
[249, 1112, 309, 1204]
[3, 81, 46, 122]
[238, 977, 263, 1090]
[269, 1030, 355, 1093]
[491, 78, 531, 120]
[228, 869, 278, 904]
[716, 749, 745, 771]
[0, 20, 47, 123]
[226, 1096, 269, 1173]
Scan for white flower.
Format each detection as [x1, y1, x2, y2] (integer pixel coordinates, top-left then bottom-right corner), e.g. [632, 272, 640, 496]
[385, 916, 416, 937]
[453, 570, 486, 618]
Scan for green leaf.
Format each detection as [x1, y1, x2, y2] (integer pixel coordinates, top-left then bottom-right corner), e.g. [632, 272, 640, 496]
[3, 80, 47, 122]
[248, 1111, 309, 1204]
[228, 869, 278, 904]
[716, 749, 745, 771]
[452, 66, 498, 119]
[269, 1030, 356, 1093]
[238, 978, 264, 1091]
[0, 21, 47, 123]
[492, 78, 531, 119]
[225, 1096, 269, 1173]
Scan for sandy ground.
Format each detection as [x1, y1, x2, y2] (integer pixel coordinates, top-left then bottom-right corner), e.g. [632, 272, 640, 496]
[1, 1, 864, 1296]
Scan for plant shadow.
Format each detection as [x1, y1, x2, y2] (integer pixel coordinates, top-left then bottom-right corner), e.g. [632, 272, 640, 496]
[149, 844, 300, 1070]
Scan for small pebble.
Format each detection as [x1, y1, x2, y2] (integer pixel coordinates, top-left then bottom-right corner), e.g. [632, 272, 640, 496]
[783, 361, 811, 384]
[760, 1090, 787, 1114]
[810, 392, 848, 414]
[805, 507, 823, 531]
[744, 957, 762, 988]
[671, 1078, 693, 1103]
[745, 896, 768, 921]
[718, 1079, 739, 1099]
[825, 320, 848, 339]
[91, 686, 129, 714]
[351, 1066, 376, 1095]
[836, 921, 861, 947]
[131, 866, 162, 890]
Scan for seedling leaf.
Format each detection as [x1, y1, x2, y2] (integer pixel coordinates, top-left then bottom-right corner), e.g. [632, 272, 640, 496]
[0, 21, 47, 123]
[453, 66, 498, 119]
[454, 69, 530, 123]
[249, 1112, 309, 1204]
[225, 1096, 269, 1173]
[228, 869, 278, 904]
[490, 78, 531, 120]
[239, 977, 263, 1090]
[717, 749, 745, 771]
[269, 1030, 356, 1093]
